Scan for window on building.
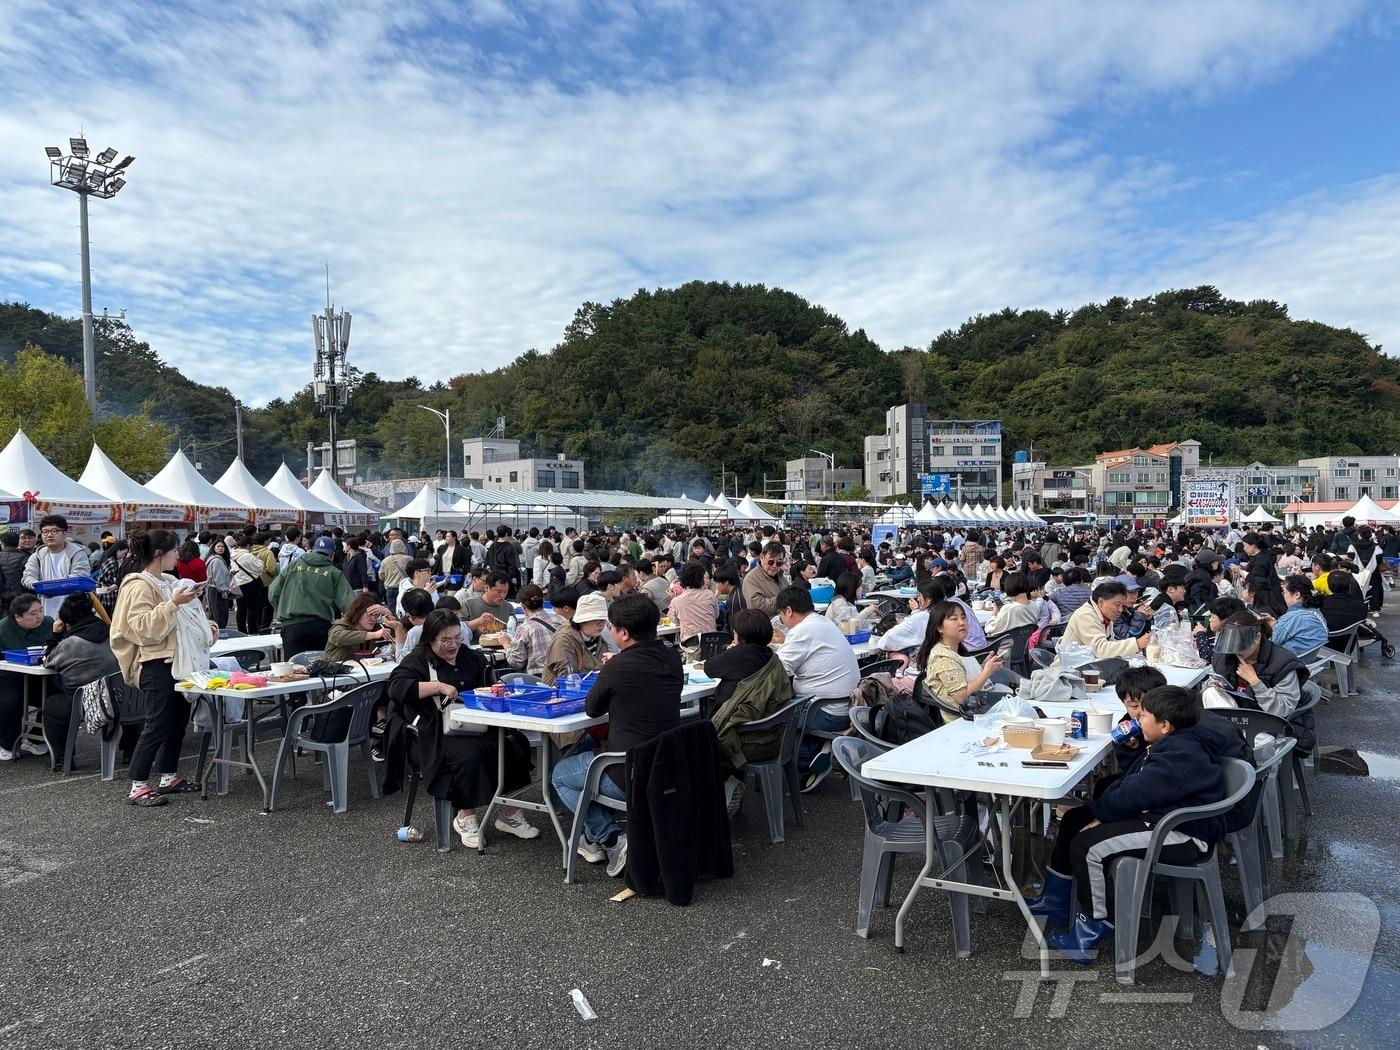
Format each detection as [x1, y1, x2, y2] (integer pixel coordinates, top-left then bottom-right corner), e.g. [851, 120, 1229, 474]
[1383, 485, 1398, 499]
[464, 454, 472, 465]
[508, 470, 518, 483]
[1136, 472, 1150, 484]
[1334, 468, 1350, 478]
[952, 445, 973, 456]
[1361, 468, 1376, 481]
[1109, 471, 1130, 484]
[929, 446, 944, 457]
[980, 444, 997, 455]
[1386, 468, 1396, 478]
[1335, 487, 1349, 500]
[1133, 455, 1150, 465]
[561, 470, 580, 489]
[536, 469, 556, 488]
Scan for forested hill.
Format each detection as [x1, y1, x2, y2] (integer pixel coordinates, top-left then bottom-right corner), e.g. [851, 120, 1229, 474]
[3, 283, 1397, 493]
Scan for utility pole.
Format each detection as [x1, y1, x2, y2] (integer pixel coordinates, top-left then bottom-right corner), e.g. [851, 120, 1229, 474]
[235, 400, 245, 461]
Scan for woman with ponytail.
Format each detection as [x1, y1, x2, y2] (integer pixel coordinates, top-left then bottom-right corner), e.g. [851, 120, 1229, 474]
[110, 530, 217, 807]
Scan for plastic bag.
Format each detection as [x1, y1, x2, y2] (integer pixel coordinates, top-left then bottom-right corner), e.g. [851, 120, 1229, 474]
[1158, 622, 1206, 667]
[973, 694, 1042, 730]
[1054, 639, 1097, 672]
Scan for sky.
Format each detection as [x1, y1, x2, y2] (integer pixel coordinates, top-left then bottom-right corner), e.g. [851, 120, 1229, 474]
[1, 0, 1398, 405]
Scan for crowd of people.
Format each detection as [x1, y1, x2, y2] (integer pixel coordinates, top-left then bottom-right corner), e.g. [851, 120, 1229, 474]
[0, 509, 1394, 927]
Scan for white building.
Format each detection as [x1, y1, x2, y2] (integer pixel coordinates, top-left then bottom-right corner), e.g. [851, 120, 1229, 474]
[1296, 455, 1400, 503]
[461, 437, 585, 493]
[785, 456, 863, 499]
[866, 405, 1003, 502]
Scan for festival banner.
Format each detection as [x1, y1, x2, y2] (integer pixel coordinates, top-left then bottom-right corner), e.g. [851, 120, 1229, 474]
[29, 499, 120, 526]
[125, 503, 196, 524]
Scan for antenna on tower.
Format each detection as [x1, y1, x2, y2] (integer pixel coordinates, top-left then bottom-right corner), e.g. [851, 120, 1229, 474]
[312, 271, 352, 483]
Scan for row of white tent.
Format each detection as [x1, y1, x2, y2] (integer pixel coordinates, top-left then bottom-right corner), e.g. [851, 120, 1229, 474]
[879, 500, 1048, 527]
[0, 429, 378, 528]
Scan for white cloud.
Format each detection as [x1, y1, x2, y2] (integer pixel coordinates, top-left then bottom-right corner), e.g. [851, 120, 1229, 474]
[0, 0, 1389, 406]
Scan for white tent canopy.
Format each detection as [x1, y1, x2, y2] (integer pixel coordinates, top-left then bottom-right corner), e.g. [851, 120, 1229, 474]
[78, 444, 189, 521]
[735, 494, 778, 522]
[911, 499, 942, 524]
[309, 471, 380, 523]
[1242, 505, 1282, 524]
[877, 503, 913, 524]
[709, 493, 739, 518]
[146, 450, 250, 523]
[391, 484, 465, 522]
[215, 459, 300, 522]
[1345, 494, 1400, 523]
[264, 464, 343, 516]
[0, 429, 117, 523]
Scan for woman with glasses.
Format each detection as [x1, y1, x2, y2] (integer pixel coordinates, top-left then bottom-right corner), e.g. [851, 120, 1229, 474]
[386, 611, 537, 849]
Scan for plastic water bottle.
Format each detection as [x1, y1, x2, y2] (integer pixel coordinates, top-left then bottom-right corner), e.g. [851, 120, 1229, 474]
[505, 615, 518, 639]
[395, 826, 423, 843]
[566, 673, 581, 692]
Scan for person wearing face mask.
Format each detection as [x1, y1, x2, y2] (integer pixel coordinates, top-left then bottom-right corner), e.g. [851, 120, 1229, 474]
[386, 611, 537, 849]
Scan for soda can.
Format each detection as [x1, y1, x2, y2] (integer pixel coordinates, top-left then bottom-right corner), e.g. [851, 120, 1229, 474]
[1069, 710, 1088, 740]
[1110, 718, 1141, 744]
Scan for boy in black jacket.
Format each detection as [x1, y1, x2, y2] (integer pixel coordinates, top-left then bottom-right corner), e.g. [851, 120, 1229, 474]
[1034, 686, 1232, 963]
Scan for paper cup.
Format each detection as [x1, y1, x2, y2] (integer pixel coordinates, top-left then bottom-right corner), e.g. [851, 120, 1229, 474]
[1035, 718, 1068, 747]
[1145, 645, 1162, 663]
[1088, 711, 1114, 735]
[270, 661, 293, 676]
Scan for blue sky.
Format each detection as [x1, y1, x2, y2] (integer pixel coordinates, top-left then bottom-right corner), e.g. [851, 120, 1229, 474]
[1, 0, 1397, 404]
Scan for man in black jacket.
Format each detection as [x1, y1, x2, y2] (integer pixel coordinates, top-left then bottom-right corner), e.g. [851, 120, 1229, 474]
[0, 532, 27, 608]
[550, 592, 682, 877]
[1184, 550, 1220, 612]
[486, 525, 521, 599]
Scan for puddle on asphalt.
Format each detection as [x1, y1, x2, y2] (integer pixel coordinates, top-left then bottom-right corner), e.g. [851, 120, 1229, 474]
[1355, 751, 1400, 782]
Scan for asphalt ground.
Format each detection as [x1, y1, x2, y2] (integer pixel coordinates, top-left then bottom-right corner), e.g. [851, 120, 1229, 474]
[3, 601, 1399, 1049]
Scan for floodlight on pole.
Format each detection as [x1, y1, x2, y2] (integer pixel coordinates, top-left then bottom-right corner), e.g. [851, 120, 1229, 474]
[46, 136, 134, 421]
[418, 405, 452, 489]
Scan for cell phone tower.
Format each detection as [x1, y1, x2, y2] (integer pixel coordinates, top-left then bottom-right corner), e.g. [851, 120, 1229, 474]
[312, 276, 352, 484]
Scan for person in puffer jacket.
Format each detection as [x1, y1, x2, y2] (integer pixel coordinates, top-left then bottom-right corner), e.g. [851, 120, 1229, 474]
[1029, 686, 1236, 963]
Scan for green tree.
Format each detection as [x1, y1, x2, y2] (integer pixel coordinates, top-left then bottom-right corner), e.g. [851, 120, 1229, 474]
[0, 345, 175, 478]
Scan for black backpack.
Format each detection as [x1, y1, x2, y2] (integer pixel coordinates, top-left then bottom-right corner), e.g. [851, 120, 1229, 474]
[878, 674, 939, 745]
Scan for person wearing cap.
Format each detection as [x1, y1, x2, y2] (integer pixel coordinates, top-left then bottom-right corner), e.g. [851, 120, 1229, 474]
[1061, 581, 1153, 660]
[1109, 574, 1151, 639]
[1184, 550, 1222, 611]
[887, 552, 913, 585]
[541, 590, 607, 685]
[268, 534, 357, 658]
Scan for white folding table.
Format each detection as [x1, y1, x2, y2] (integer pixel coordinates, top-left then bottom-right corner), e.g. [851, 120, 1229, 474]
[175, 662, 398, 809]
[0, 659, 56, 759]
[447, 679, 718, 861]
[862, 719, 1115, 975]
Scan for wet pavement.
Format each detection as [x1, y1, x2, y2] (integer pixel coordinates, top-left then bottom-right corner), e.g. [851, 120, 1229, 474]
[1, 602, 1398, 1048]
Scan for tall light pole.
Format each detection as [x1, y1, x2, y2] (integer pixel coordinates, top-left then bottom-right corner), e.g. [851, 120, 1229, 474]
[46, 137, 134, 421]
[418, 405, 451, 488]
[235, 400, 245, 461]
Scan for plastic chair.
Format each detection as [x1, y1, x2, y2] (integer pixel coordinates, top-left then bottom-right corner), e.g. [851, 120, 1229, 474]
[1110, 758, 1256, 984]
[857, 658, 902, 678]
[220, 648, 267, 672]
[400, 721, 457, 852]
[218, 629, 247, 639]
[736, 697, 809, 843]
[501, 672, 543, 685]
[1029, 648, 1055, 670]
[268, 681, 384, 813]
[965, 624, 1037, 677]
[563, 750, 627, 884]
[100, 676, 147, 781]
[1322, 624, 1362, 696]
[695, 632, 731, 661]
[1225, 737, 1295, 927]
[832, 737, 976, 955]
[847, 706, 891, 750]
[1209, 707, 1296, 855]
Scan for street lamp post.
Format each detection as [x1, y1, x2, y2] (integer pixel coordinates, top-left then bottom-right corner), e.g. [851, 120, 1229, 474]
[45, 137, 133, 421]
[418, 405, 452, 489]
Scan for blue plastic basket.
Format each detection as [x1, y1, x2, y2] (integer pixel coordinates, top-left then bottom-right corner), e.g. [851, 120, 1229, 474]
[32, 576, 95, 597]
[3, 648, 45, 666]
[507, 695, 586, 719]
[847, 630, 873, 645]
[505, 683, 558, 704]
[556, 671, 599, 700]
[809, 584, 836, 604]
[469, 689, 509, 713]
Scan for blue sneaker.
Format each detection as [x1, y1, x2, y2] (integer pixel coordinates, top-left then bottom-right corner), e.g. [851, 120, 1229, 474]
[1048, 913, 1114, 965]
